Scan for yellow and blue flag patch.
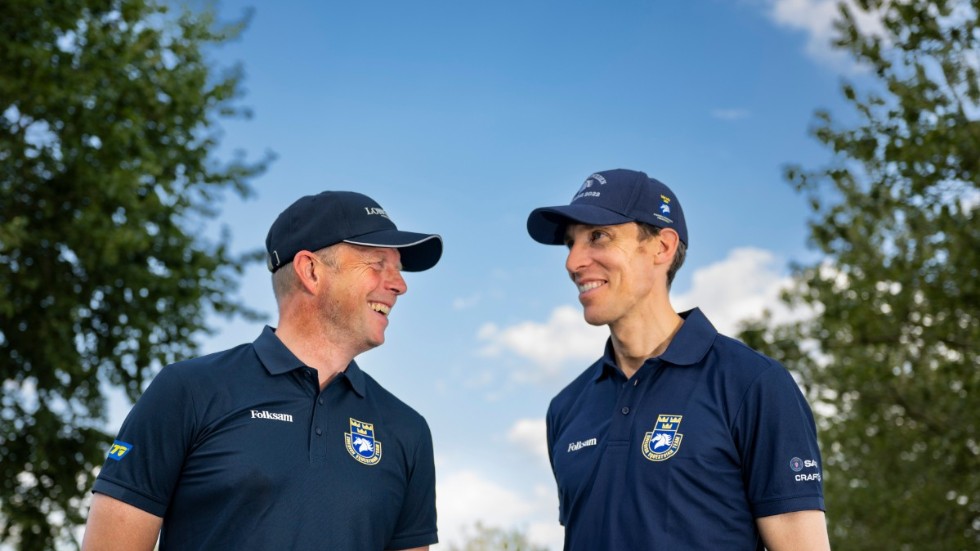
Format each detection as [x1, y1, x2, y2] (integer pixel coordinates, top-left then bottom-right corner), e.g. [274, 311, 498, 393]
[106, 440, 133, 461]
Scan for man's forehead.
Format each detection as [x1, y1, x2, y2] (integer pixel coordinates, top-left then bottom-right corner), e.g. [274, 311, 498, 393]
[328, 242, 398, 263]
[341, 242, 401, 257]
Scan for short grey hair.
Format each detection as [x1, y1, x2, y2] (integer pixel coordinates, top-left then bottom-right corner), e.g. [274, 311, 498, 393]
[272, 246, 339, 302]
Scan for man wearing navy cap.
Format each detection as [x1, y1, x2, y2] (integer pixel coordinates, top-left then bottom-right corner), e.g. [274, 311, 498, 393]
[527, 169, 830, 550]
[83, 191, 442, 551]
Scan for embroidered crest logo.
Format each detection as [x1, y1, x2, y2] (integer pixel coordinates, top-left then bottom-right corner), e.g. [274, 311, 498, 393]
[654, 194, 675, 224]
[345, 418, 382, 465]
[641, 414, 684, 462]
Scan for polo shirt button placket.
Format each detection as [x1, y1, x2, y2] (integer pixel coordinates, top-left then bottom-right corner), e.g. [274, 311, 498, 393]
[618, 376, 640, 416]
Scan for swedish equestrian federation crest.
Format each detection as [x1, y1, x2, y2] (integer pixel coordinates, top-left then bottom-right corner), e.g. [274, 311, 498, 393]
[345, 418, 382, 465]
[642, 414, 684, 461]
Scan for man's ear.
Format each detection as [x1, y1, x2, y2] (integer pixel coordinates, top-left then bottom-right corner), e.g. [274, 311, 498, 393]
[655, 228, 680, 266]
[292, 250, 322, 293]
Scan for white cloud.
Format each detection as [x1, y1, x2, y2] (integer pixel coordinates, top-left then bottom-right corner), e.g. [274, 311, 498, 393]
[507, 418, 550, 467]
[527, 521, 565, 551]
[477, 248, 814, 372]
[461, 369, 496, 389]
[452, 293, 482, 310]
[711, 108, 750, 121]
[435, 469, 561, 550]
[477, 306, 607, 378]
[673, 247, 810, 335]
[769, 0, 840, 47]
[764, 0, 886, 69]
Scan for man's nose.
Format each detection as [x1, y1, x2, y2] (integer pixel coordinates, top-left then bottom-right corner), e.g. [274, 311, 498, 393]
[387, 266, 407, 296]
[565, 241, 591, 276]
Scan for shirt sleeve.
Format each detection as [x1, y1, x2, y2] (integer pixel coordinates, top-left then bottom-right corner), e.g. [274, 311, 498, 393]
[733, 362, 826, 517]
[387, 419, 439, 549]
[92, 365, 197, 517]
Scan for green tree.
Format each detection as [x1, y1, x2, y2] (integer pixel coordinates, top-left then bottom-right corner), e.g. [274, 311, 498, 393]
[448, 522, 550, 551]
[0, 1, 266, 548]
[739, 1, 979, 549]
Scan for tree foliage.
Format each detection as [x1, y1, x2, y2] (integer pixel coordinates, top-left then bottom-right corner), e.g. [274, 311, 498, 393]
[0, 0, 265, 548]
[739, 1, 979, 549]
[447, 522, 550, 551]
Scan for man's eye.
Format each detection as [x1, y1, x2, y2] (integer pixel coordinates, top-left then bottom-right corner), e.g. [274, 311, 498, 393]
[590, 230, 605, 242]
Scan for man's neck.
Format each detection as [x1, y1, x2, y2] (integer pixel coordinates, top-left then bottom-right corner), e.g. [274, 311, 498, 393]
[274, 321, 358, 389]
[609, 308, 683, 379]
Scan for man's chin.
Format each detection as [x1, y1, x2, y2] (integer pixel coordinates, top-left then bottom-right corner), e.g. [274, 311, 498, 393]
[357, 334, 386, 355]
[582, 310, 610, 327]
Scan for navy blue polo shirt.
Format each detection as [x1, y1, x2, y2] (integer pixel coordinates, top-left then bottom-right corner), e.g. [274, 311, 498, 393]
[546, 308, 824, 551]
[93, 326, 438, 550]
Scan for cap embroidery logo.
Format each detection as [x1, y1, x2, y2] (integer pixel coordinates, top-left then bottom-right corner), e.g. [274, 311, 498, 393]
[641, 414, 684, 461]
[345, 418, 382, 465]
[654, 194, 674, 225]
[364, 207, 390, 219]
[572, 173, 608, 200]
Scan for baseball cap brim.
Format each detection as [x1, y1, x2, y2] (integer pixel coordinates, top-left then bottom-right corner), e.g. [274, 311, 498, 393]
[527, 205, 634, 245]
[343, 230, 443, 272]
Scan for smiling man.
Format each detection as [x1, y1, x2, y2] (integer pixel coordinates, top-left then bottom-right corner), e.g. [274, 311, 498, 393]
[83, 191, 442, 551]
[527, 169, 830, 551]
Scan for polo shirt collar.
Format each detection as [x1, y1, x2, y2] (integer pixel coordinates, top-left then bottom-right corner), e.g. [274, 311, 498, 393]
[595, 340, 620, 381]
[253, 326, 305, 375]
[252, 326, 368, 397]
[592, 307, 718, 381]
[659, 308, 717, 365]
[343, 360, 367, 397]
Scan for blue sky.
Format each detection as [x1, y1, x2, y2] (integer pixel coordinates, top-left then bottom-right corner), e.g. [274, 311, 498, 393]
[107, 0, 866, 547]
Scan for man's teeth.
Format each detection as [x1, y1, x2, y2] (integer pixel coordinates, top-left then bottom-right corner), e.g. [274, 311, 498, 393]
[370, 303, 391, 316]
[578, 281, 605, 293]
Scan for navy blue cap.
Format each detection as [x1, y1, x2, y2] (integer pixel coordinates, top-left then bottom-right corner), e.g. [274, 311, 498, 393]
[266, 191, 443, 272]
[526, 169, 688, 247]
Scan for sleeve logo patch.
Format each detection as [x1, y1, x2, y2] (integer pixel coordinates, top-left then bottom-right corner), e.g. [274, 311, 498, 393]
[345, 418, 382, 465]
[790, 456, 822, 481]
[107, 440, 133, 461]
[642, 414, 684, 462]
